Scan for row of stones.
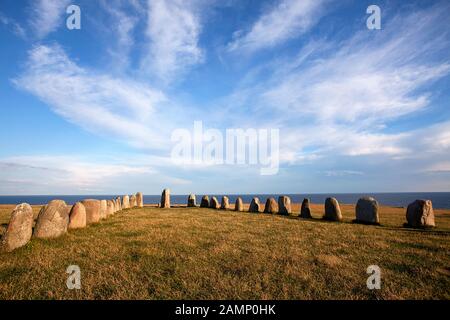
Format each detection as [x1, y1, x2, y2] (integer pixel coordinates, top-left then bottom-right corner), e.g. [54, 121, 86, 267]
[161, 189, 435, 229]
[0, 192, 144, 252]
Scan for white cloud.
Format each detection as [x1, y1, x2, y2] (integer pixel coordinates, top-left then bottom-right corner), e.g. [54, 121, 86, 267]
[222, 4, 450, 160]
[141, 0, 204, 83]
[14, 44, 170, 150]
[0, 11, 27, 39]
[0, 156, 153, 193]
[227, 0, 326, 53]
[100, 0, 139, 71]
[29, 0, 70, 39]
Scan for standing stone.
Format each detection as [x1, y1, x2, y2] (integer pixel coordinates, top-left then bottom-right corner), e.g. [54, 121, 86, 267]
[278, 196, 292, 215]
[187, 194, 196, 207]
[82, 199, 101, 224]
[130, 195, 137, 208]
[235, 197, 244, 212]
[200, 195, 210, 208]
[355, 197, 379, 224]
[300, 198, 312, 219]
[122, 195, 130, 209]
[323, 197, 342, 222]
[161, 189, 171, 208]
[210, 197, 220, 209]
[34, 200, 69, 239]
[264, 198, 278, 214]
[249, 197, 261, 213]
[221, 196, 230, 210]
[1, 203, 34, 252]
[406, 200, 435, 228]
[116, 197, 122, 211]
[136, 192, 144, 207]
[106, 200, 115, 217]
[68, 202, 86, 230]
[112, 199, 117, 213]
[100, 200, 107, 220]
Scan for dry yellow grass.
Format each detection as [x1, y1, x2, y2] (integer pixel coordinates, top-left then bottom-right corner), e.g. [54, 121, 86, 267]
[0, 203, 449, 300]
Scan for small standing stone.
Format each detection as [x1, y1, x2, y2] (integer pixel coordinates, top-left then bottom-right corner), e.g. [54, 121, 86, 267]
[264, 198, 278, 213]
[323, 197, 342, 222]
[406, 200, 435, 228]
[122, 195, 130, 209]
[82, 199, 101, 224]
[161, 188, 171, 208]
[221, 196, 230, 210]
[1, 203, 34, 252]
[200, 195, 210, 208]
[116, 197, 122, 211]
[355, 197, 379, 225]
[34, 200, 69, 239]
[235, 197, 244, 212]
[136, 192, 144, 207]
[187, 194, 196, 207]
[278, 196, 292, 215]
[68, 202, 86, 229]
[300, 198, 312, 219]
[100, 200, 107, 220]
[210, 197, 220, 209]
[249, 197, 261, 213]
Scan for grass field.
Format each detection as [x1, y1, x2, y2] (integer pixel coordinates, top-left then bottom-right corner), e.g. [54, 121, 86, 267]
[0, 203, 449, 300]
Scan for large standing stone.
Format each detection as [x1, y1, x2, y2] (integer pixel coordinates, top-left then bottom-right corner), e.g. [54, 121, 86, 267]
[106, 200, 115, 217]
[122, 195, 130, 209]
[136, 192, 144, 207]
[1, 203, 34, 252]
[355, 197, 379, 225]
[130, 195, 137, 208]
[249, 197, 261, 213]
[34, 200, 69, 239]
[161, 189, 170, 208]
[278, 196, 292, 215]
[300, 198, 312, 219]
[210, 197, 220, 209]
[82, 199, 101, 224]
[187, 194, 196, 207]
[221, 196, 230, 210]
[68, 202, 86, 229]
[264, 198, 278, 214]
[100, 200, 107, 220]
[235, 197, 244, 212]
[323, 197, 342, 222]
[200, 195, 210, 208]
[406, 200, 435, 228]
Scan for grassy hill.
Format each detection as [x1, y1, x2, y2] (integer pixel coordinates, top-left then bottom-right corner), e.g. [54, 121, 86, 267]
[0, 203, 449, 299]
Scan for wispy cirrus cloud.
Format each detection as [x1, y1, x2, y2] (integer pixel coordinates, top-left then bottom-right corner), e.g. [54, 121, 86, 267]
[227, 0, 326, 53]
[0, 11, 27, 39]
[13, 44, 171, 150]
[141, 0, 204, 83]
[100, 0, 139, 71]
[222, 3, 450, 160]
[28, 0, 70, 39]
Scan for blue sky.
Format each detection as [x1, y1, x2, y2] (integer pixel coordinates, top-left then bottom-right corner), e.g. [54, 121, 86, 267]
[0, 0, 449, 195]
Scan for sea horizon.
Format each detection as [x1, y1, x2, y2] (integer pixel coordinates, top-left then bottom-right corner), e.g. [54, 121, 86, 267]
[1, 192, 449, 209]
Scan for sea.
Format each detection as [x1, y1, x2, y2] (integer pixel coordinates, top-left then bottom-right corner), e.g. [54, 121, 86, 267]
[0, 193, 449, 209]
